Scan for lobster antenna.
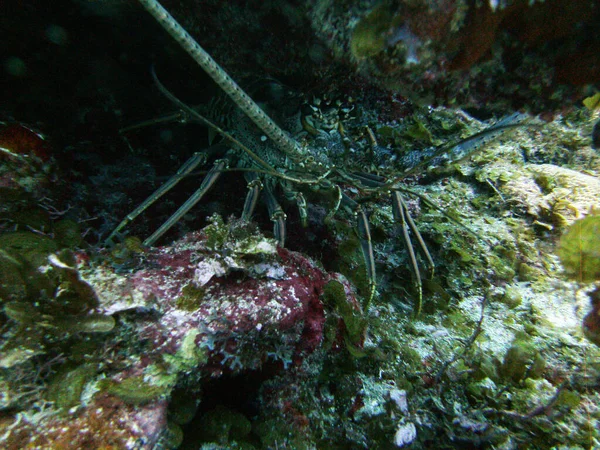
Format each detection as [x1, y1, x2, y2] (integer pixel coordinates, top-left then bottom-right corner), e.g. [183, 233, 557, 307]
[137, 0, 302, 159]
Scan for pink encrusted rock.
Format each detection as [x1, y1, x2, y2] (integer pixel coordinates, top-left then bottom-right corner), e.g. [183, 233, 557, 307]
[91, 218, 358, 376]
[1, 220, 360, 449]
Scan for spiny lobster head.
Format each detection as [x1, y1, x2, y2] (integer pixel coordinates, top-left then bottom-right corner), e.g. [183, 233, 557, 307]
[290, 137, 336, 175]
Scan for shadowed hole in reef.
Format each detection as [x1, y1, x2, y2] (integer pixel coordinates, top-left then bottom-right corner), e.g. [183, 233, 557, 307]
[178, 368, 275, 448]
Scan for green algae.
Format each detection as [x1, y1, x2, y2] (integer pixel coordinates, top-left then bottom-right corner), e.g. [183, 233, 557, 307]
[161, 420, 185, 449]
[404, 118, 434, 143]
[176, 283, 207, 311]
[108, 235, 145, 268]
[329, 220, 371, 303]
[61, 313, 115, 333]
[0, 249, 27, 302]
[0, 231, 58, 267]
[583, 92, 600, 110]
[500, 339, 546, 383]
[500, 284, 524, 308]
[196, 214, 278, 286]
[323, 280, 365, 346]
[321, 315, 339, 352]
[350, 4, 401, 59]
[199, 405, 252, 445]
[47, 363, 97, 410]
[0, 340, 44, 369]
[254, 416, 313, 450]
[168, 388, 199, 425]
[163, 329, 208, 373]
[100, 373, 173, 405]
[557, 214, 600, 282]
[204, 213, 230, 251]
[0, 246, 113, 377]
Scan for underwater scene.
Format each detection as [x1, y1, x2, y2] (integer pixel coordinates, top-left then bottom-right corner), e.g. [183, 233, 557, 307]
[1, 0, 600, 448]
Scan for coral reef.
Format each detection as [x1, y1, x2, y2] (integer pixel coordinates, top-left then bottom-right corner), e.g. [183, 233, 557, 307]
[2, 109, 599, 448]
[1, 1, 600, 449]
[1, 216, 361, 448]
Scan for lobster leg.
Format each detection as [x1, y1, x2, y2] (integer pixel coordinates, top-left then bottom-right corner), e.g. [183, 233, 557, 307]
[280, 183, 308, 228]
[392, 191, 434, 278]
[144, 158, 228, 246]
[291, 192, 308, 228]
[342, 193, 376, 308]
[241, 172, 263, 221]
[263, 181, 286, 247]
[106, 151, 208, 244]
[390, 191, 434, 316]
[349, 171, 436, 312]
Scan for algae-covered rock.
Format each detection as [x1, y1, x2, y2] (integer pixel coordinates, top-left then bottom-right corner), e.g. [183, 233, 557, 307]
[100, 373, 173, 405]
[175, 283, 207, 311]
[502, 164, 600, 229]
[46, 363, 97, 410]
[199, 405, 251, 444]
[466, 377, 498, 400]
[529, 165, 600, 228]
[193, 214, 280, 286]
[0, 249, 27, 302]
[557, 214, 600, 282]
[323, 279, 366, 346]
[350, 4, 401, 59]
[583, 287, 600, 347]
[48, 253, 99, 314]
[0, 231, 58, 267]
[500, 284, 524, 309]
[59, 312, 115, 333]
[500, 341, 546, 383]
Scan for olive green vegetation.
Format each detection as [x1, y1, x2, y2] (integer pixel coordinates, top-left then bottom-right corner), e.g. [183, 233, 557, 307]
[328, 220, 371, 303]
[108, 235, 144, 267]
[350, 5, 390, 59]
[176, 283, 207, 311]
[557, 214, 600, 282]
[404, 118, 434, 144]
[583, 92, 600, 111]
[323, 280, 366, 345]
[0, 217, 114, 413]
[500, 338, 546, 383]
[99, 374, 173, 405]
[198, 405, 252, 445]
[47, 363, 97, 410]
[0, 232, 114, 368]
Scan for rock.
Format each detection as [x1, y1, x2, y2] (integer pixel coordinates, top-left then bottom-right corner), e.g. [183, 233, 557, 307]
[1, 217, 359, 448]
[501, 163, 600, 229]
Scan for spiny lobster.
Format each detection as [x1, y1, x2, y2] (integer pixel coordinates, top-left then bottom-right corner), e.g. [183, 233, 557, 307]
[108, 0, 528, 312]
